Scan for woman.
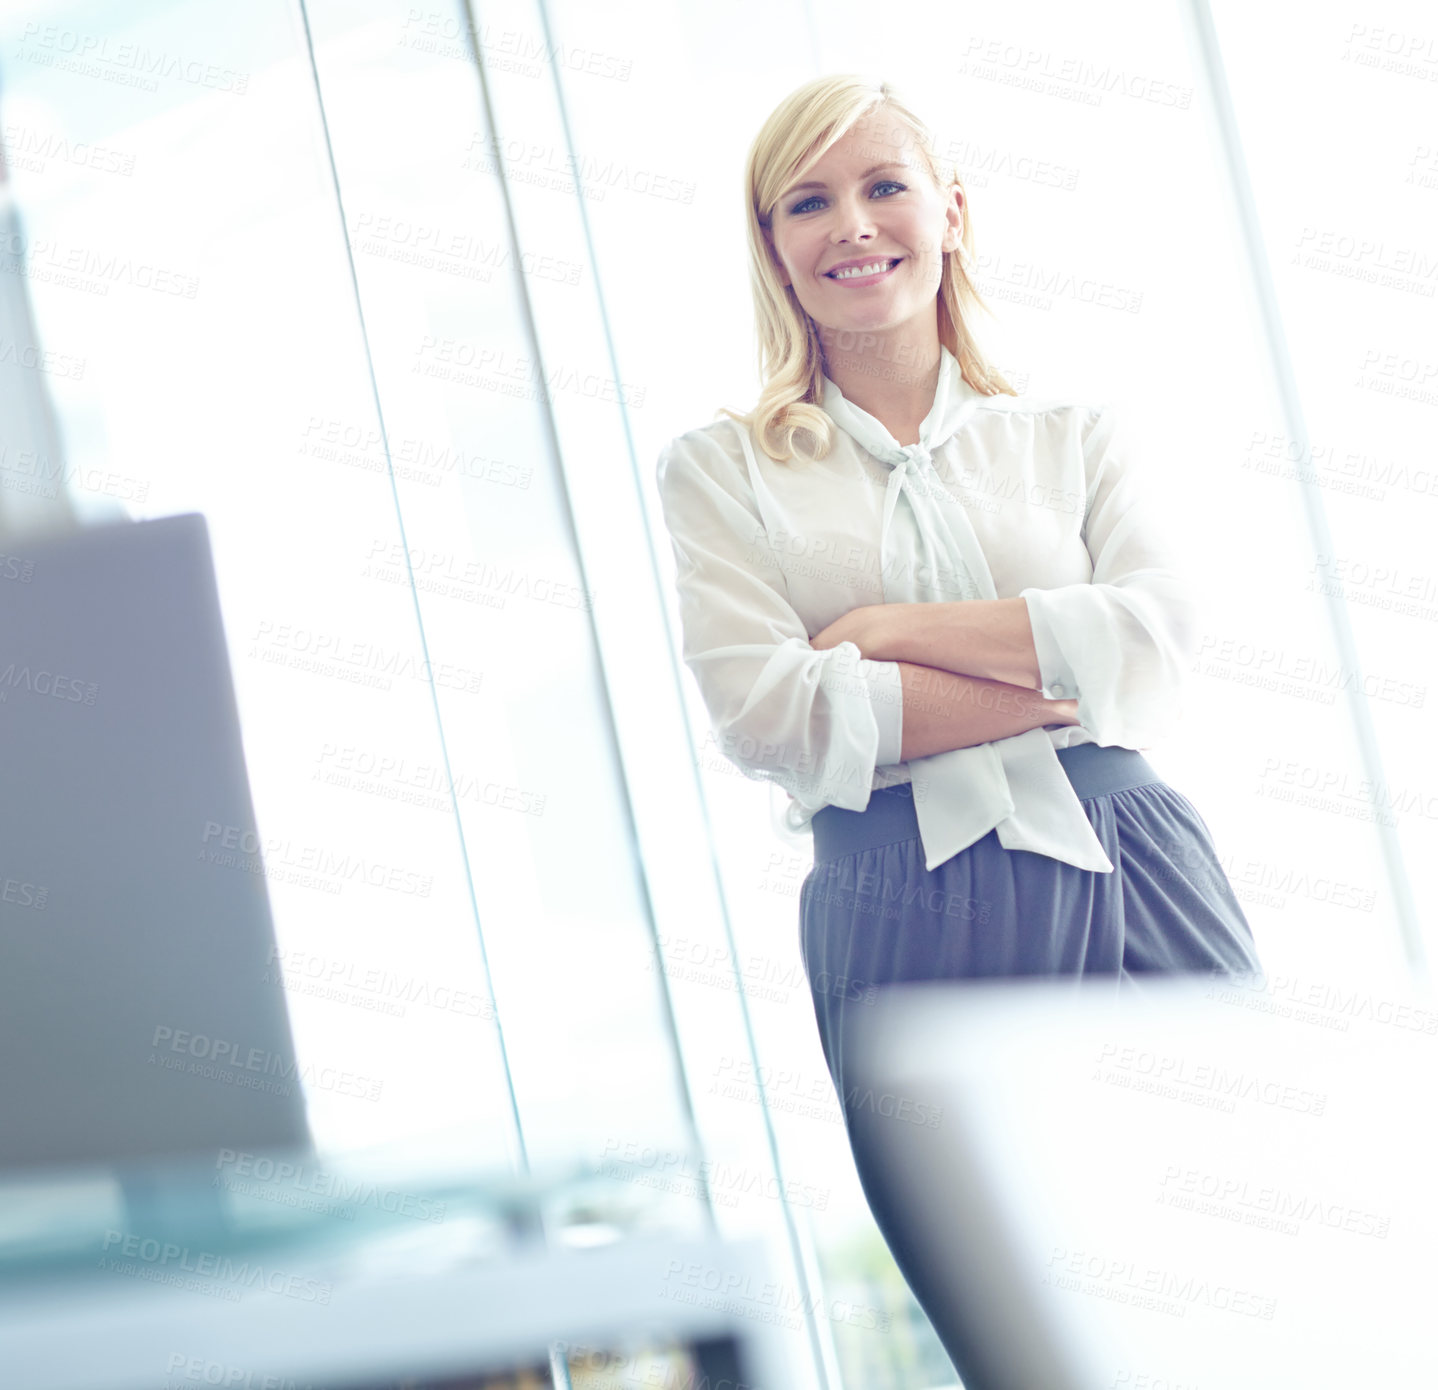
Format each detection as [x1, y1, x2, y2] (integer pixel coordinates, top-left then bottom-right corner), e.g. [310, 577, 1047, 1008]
[654, 72, 1263, 1380]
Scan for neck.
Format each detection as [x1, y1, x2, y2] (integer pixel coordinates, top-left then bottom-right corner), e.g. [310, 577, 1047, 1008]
[818, 324, 944, 446]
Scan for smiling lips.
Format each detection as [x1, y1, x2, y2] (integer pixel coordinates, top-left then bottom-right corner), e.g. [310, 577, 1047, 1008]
[825, 257, 901, 284]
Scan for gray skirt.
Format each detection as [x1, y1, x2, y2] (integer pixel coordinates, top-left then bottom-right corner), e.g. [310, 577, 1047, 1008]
[797, 743, 1264, 1385]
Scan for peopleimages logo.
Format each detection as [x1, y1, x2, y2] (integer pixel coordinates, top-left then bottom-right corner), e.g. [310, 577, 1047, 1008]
[198, 822, 433, 899]
[214, 1150, 447, 1223]
[164, 1353, 317, 1389]
[98, 1230, 330, 1303]
[149, 1026, 383, 1102]
[0, 661, 98, 705]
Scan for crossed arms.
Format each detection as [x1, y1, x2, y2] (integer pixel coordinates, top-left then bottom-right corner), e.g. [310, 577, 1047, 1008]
[809, 598, 1080, 762]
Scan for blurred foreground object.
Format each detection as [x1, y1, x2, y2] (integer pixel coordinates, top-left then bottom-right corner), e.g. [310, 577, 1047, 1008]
[845, 972, 1438, 1389]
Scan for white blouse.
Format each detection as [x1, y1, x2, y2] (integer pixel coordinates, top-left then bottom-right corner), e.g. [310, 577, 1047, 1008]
[654, 346, 1200, 874]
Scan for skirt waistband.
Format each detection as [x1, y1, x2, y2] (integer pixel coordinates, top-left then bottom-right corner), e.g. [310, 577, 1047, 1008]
[810, 743, 1162, 863]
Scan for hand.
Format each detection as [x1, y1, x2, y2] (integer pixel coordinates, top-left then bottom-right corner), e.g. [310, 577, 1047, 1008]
[1042, 697, 1081, 730]
[810, 605, 890, 658]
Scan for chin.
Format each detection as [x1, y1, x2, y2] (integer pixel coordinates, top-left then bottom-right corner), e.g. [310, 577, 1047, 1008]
[817, 312, 910, 338]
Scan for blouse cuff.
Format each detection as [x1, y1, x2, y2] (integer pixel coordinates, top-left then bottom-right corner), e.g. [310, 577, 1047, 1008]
[1019, 588, 1079, 701]
[817, 640, 906, 770]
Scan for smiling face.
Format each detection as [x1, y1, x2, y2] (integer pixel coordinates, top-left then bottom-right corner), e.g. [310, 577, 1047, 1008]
[763, 110, 963, 350]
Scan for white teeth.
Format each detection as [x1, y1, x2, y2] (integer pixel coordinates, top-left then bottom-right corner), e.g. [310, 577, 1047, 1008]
[830, 259, 895, 280]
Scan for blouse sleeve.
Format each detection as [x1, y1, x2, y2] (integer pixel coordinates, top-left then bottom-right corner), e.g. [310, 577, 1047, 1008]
[655, 425, 905, 813]
[1018, 404, 1201, 749]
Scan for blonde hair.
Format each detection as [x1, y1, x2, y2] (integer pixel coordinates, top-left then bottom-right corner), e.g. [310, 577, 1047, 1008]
[719, 73, 1015, 464]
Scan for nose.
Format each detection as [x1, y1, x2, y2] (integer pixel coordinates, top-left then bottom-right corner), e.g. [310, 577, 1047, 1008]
[830, 190, 877, 244]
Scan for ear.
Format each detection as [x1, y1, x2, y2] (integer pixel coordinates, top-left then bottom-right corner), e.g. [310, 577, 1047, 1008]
[941, 188, 964, 254]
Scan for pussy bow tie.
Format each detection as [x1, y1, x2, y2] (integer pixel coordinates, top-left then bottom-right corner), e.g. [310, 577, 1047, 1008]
[820, 348, 1114, 873]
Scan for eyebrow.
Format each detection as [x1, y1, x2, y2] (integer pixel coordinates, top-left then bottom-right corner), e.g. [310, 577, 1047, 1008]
[780, 162, 909, 199]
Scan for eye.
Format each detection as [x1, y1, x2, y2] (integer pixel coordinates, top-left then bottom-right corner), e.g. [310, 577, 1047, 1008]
[787, 180, 907, 215]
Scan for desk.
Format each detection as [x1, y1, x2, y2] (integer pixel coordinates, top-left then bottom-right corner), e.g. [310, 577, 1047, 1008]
[0, 1157, 799, 1390]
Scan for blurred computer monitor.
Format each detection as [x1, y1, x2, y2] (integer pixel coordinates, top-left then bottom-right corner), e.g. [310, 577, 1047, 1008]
[0, 513, 310, 1176]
